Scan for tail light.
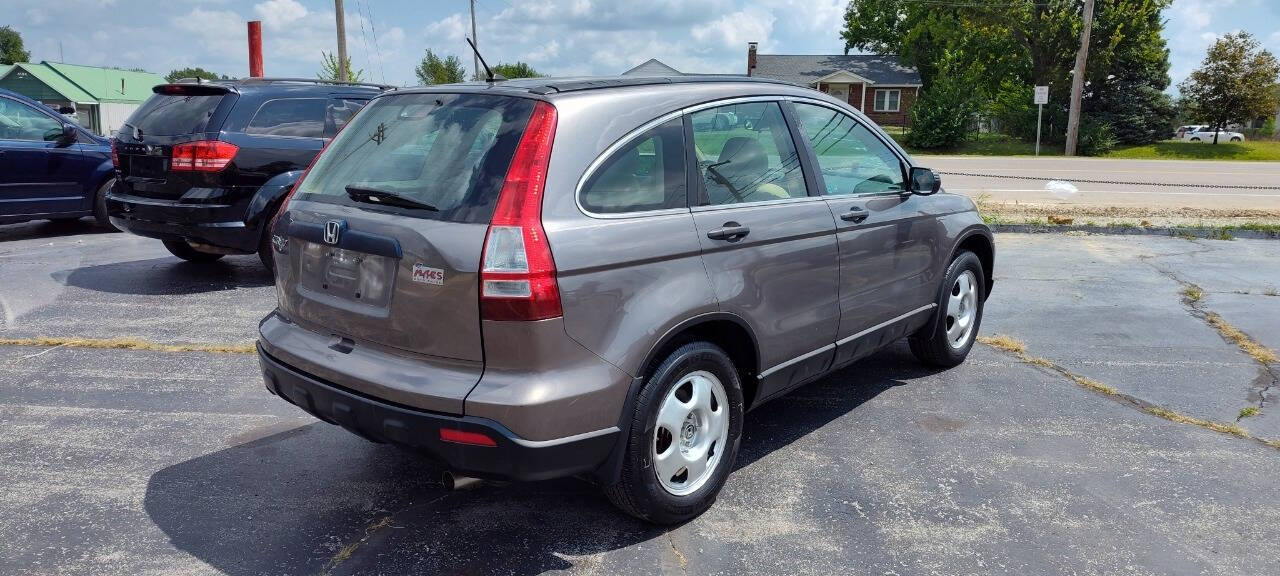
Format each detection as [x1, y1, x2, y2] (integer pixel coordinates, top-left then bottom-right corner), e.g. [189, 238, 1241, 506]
[171, 140, 238, 172]
[110, 140, 119, 172]
[479, 101, 560, 321]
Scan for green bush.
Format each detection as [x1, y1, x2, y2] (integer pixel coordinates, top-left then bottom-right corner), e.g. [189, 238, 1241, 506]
[905, 50, 982, 149]
[1078, 120, 1117, 156]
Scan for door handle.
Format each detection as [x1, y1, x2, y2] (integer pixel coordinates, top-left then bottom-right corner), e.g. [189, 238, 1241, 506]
[706, 222, 750, 241]
[840, 207, 869, 223]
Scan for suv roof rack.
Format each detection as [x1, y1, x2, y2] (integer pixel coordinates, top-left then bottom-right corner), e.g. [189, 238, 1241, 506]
[510, 75, 800, 95]
[169, 77, 394, 90]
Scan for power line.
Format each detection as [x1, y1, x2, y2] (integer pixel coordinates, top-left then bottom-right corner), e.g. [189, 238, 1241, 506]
[354, 0, 374, 81]
[365, 0, 387, 84]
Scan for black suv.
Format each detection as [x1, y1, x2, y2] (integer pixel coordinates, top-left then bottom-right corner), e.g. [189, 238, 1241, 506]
[107, 78, 387, 269]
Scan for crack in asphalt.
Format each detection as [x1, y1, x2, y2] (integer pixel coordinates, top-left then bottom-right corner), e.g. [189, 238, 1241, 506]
[978, 336, 1279, 449]
[1137, 243, 1280, 418]
[320, 493, 451, 575]
[665, 530, 689, 575]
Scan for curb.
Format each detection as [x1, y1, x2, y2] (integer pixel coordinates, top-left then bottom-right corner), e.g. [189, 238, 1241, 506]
[990, 224, 1280, 240]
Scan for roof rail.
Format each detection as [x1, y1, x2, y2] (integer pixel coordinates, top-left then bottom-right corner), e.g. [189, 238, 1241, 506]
[516, 75, 801, 95]
[232, 77, 396, 90]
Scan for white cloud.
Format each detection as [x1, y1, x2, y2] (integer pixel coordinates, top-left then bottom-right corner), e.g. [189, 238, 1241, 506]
[254, 0, 309, 31]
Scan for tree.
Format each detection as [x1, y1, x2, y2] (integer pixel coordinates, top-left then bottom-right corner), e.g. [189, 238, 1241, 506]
[415, 49, 466, 85]
[841, 0, 1175, 146]
[491, 61, 541, 79]
[318, 51, 364, 83]
[165, 67, 229, 83]
[1, 25, 30, 65]
[1178, 32, 1280, 144]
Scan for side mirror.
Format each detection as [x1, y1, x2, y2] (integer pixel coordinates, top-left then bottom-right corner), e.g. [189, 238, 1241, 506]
[52, 123, 77, 146]
[909, 166, 941, 195]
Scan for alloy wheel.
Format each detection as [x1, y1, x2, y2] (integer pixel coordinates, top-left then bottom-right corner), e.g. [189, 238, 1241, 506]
[652, 370, 729, 496]
[945, 270, 978, 349]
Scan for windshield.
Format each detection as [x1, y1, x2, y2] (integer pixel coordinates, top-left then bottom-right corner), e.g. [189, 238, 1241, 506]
[294, 92, 535, 223]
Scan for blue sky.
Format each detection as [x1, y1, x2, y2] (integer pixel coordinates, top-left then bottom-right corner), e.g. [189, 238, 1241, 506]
[7, 0, 1279, 90]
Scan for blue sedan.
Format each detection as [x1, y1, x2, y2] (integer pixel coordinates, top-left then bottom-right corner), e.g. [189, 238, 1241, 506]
[0, 88, 116, 228]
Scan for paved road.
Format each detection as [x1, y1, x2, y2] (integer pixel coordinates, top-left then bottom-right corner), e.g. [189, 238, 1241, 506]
[1, 223, 1278, 575]
[918, 155, 1280, 211]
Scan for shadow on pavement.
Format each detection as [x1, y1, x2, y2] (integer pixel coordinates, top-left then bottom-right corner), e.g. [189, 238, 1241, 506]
[143, 346, 935, 575]
[0, 219, 116, 243]
[57, 256, 272, 295]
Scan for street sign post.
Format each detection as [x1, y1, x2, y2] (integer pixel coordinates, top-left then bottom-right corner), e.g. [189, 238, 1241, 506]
[1034, 86, 1049, 156]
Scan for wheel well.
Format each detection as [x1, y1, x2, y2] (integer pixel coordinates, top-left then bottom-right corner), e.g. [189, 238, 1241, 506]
[956, 233, 994, 298]
[642, 318, 760, 409]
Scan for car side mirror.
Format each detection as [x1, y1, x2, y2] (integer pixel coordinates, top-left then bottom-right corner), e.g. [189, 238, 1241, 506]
[49, 123, 77, 147]
[909, 166, 941, 195]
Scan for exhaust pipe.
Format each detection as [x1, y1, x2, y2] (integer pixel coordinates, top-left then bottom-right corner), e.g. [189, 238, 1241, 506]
[442, 471, 482, 491]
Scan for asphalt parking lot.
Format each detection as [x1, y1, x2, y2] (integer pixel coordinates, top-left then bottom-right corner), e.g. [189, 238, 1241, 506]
[2, 221, 1279, 575]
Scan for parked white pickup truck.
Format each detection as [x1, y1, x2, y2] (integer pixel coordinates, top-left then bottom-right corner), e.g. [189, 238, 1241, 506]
[1180, 125, 1245, 143]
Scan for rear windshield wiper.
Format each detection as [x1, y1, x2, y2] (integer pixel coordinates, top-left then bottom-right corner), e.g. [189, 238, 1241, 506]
[345, 185, 439, 212]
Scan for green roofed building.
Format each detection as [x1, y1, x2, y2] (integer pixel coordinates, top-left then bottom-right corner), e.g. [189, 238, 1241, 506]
[0, 61, 165, 136]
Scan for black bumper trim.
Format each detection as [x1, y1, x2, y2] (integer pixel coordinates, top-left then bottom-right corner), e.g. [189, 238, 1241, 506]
[257, 345, 618, 482]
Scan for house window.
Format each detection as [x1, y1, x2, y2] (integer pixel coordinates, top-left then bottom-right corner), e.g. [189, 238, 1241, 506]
[874, 89, 900, 112]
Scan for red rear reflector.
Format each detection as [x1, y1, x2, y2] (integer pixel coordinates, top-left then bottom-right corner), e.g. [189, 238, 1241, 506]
[439, 428, 497, 447]
[171, 140, 238, 172]
[479, 100, 561, 322]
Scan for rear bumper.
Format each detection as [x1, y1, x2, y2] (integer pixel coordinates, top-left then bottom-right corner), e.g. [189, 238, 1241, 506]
[258, 345, 619, 482]
[106, 190, 260, 253]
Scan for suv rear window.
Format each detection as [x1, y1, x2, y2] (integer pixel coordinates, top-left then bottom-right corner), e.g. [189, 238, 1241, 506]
[127, 94, 225, 136]
[293, 93, 535, 224]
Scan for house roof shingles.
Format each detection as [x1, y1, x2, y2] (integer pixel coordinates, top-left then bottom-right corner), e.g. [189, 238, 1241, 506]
[623, 58, 683, 77]
[752, 54, 921, 87]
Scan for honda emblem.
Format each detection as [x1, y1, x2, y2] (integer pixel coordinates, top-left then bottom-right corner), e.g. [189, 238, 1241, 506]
[324, 220, 345, 245]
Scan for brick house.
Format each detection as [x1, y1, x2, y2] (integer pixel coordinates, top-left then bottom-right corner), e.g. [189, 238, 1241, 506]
[745, 42, 922, 127]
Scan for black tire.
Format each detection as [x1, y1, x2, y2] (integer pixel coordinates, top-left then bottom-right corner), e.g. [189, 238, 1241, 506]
[1230, 137, 1243, 142]
[93, 178, 118, 230]
[604, 341, 745, 524]
[162, 239, 225, 263]
[257, 230, 276, 272]
[1190, 138, 1201, 142]
[909, 250, 986, 367]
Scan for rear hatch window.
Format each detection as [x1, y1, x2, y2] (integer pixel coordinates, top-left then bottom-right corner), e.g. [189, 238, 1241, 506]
[293, 92, 534, 224]
[276, 92, 537, 362]
[126, 89, 227, 137]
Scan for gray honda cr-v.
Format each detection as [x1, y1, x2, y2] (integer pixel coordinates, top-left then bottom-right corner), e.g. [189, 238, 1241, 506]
[257, 76, 993, 524]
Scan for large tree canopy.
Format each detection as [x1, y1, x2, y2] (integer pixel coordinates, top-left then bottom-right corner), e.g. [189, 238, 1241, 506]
[415, 49, 466, 85]
[1178, 31, 1280, 144]
[491, 62, 541, 79]
[841, 0, 1175, 148]
[1, 26, 30, 65]
[165, 67, 229, 83]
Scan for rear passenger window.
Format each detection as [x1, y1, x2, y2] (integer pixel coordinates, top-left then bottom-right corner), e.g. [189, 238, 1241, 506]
[689, 101, 807, 205]
[246, 98, 326, 138]
[580, 118, 686, 214]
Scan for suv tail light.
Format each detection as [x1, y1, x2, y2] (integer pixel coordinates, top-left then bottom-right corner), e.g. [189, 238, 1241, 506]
[171, 140, 239, 172]
[480, 101, 560, 321]
[110, 140, 119, 172]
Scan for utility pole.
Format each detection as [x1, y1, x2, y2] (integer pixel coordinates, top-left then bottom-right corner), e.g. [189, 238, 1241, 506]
[1064, 0, 1095, 156]
[334, 0, 349, 82]
[470, 0, 480, 81]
